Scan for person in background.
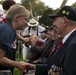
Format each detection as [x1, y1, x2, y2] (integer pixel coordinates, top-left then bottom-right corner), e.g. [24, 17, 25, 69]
[28, 26, 63, 64]
[40, 30, 48, 42]
[2, 0, 16, 18]
[0, 4, 5, 23]
[22, 18, 45, 39]
[29, 26, 54, 55]
[45, 26, 50, 30]
[28, 34, 45, 62]
[0, 0, 16, 23]
[22, 18, 45, 61]
[0, 3, 30, 72]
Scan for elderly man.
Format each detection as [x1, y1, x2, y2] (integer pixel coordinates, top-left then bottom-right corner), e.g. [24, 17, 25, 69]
[24, 6, 76, 75]
[50, 6, 76, 75]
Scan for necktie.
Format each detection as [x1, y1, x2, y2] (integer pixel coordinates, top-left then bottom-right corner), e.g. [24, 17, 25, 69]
[52, 44, 56, 53]
[59, 40, 63, 48]
[48, 42, 59, 58]
[52, 40, 63, 53]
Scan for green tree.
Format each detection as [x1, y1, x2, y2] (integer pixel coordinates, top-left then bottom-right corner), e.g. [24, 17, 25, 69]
[21, 0, 48, 18]
[71, 2, 76, 9]
[39, 8, 54, 26]
[0, 0, 3, 5]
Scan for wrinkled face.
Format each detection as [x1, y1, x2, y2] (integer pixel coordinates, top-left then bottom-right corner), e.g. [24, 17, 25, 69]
[41, 33, 47, 39]
[15, 16, 28, 30]
[52, 17, 66, 35]
[51, 30, 63, 41]
[47, 30, 53, 37]
[51, 30, 58, 40]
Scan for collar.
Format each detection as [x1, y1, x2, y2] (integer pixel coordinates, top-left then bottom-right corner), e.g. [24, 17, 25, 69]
[62, 29, 76, 44]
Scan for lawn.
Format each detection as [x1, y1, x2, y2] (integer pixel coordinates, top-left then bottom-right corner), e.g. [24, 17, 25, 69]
[13, 68, 23, 75]
[13, 51, 23, 75]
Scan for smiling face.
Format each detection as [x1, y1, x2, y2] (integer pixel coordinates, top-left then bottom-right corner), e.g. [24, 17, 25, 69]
[6, 4, 30, 30]
[15, 16, 28, 30]
[52, 17, 66, 36]
[51, 30, 63, 42]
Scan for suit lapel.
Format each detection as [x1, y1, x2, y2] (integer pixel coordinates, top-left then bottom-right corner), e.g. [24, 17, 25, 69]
[47, 30, 76, 69]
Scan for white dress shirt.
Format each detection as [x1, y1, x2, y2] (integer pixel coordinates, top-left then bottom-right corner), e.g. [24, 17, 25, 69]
[62, 29, 76, 44]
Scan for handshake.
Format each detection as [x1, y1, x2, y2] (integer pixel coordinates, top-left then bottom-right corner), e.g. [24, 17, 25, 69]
[22, 62, 36, 73]
[23, 34, 38, 47]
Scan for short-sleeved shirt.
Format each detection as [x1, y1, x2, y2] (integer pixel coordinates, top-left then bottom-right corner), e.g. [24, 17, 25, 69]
[22, 25, 45, 39]
[0, 22, 16, 52]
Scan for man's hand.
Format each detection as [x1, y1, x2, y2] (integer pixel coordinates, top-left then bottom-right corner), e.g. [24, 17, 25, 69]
[15, 61, 35, 71]
[29, 34, 38, 46]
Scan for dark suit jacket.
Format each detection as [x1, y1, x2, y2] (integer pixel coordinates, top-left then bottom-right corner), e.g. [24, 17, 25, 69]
[31, 38, 54, 63]
[35, 30, 76, 75]
[31, 37, 54, 54]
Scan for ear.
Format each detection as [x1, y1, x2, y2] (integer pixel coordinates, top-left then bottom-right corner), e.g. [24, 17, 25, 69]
[63, 17, 68, 27]
[13, 14, 19, 22]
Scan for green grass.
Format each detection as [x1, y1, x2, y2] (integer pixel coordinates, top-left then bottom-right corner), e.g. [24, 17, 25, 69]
[13, 51, 23, 75]
[13, 68, 22, 75]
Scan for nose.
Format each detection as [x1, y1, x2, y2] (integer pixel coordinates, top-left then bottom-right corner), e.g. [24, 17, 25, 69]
[52, 22, 55, 27]
[25, 21, 28, 26]
[25, 21, 27, 24]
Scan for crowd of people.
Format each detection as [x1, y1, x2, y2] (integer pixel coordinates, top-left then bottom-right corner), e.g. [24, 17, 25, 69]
[0, 0, 76, 75]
